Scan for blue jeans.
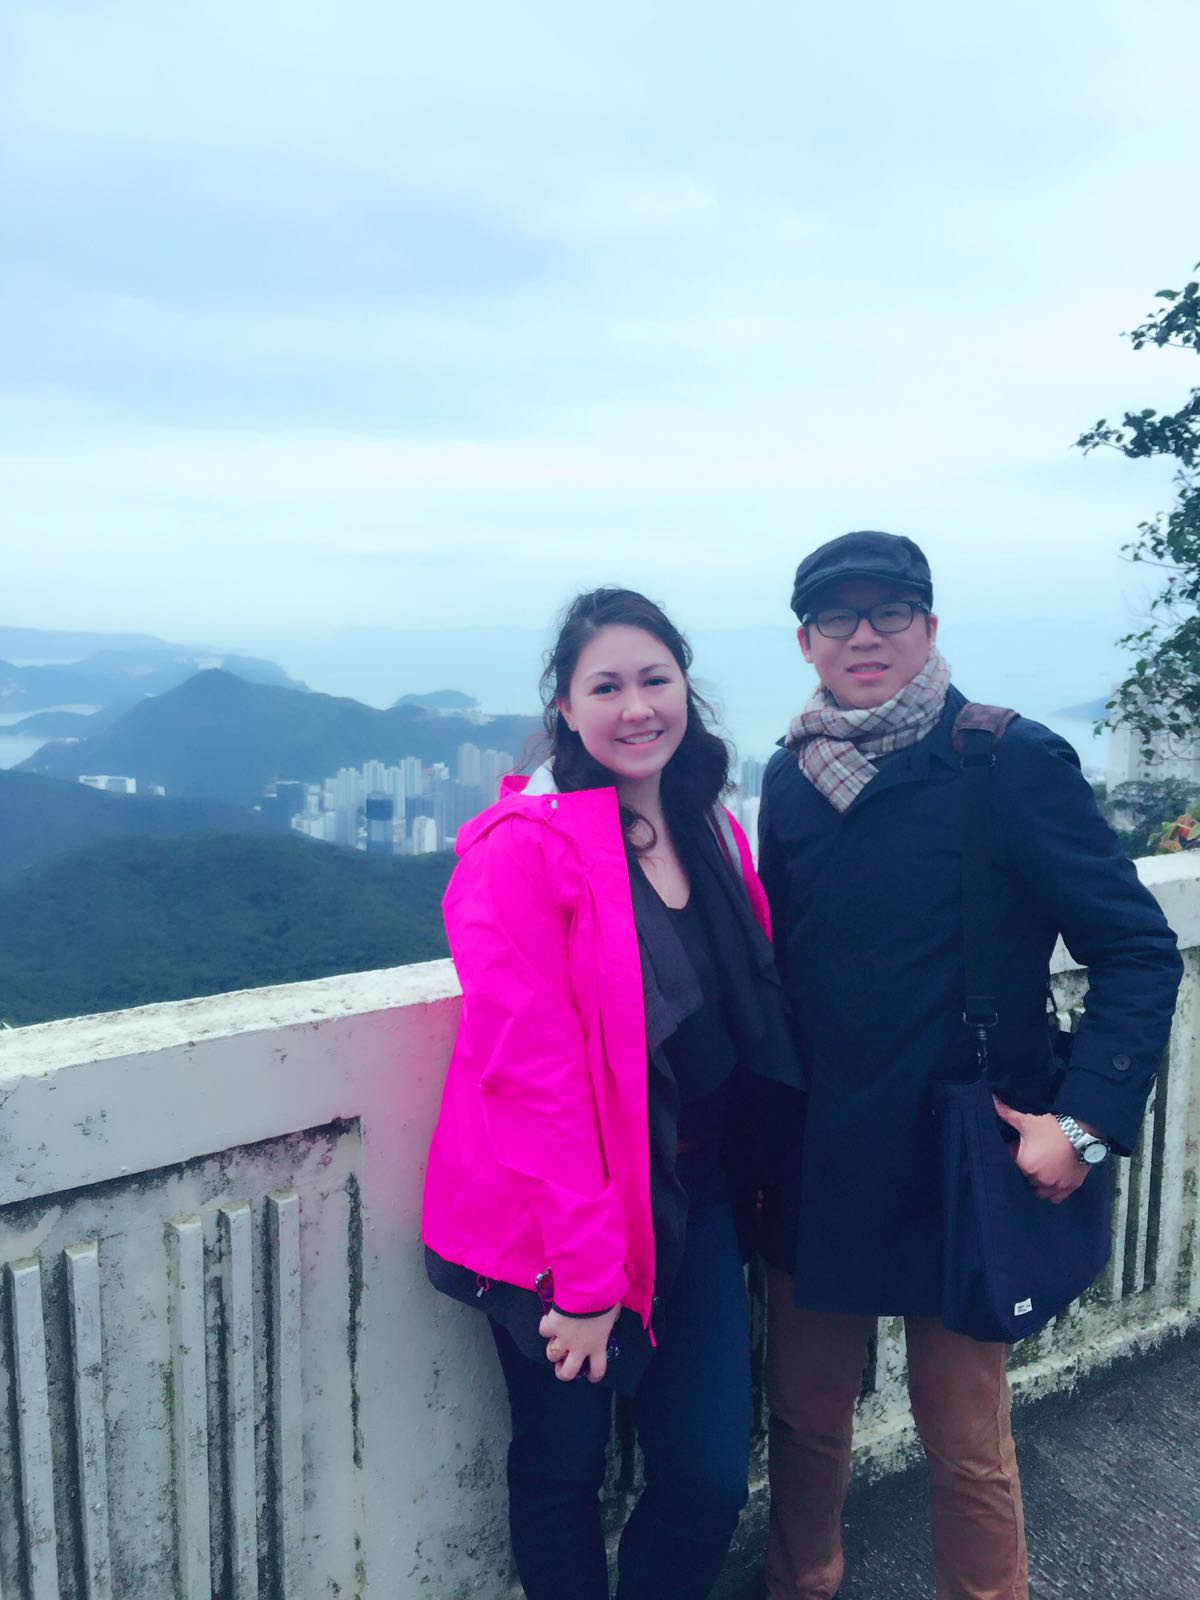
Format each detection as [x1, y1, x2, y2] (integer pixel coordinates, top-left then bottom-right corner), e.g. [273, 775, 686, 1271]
[490, 1165, 752, 1600]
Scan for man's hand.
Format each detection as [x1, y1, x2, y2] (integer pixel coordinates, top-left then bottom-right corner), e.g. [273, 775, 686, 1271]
[538, 1305, 621, 1383]
[992, 1097, 1095, 1204]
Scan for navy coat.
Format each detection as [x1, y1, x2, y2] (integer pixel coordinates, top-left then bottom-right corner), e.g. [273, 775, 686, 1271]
[758, 685, 1183, 1316]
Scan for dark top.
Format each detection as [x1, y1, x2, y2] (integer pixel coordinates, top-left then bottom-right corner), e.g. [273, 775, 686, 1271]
[757, 684, 1182, 1316]
[661, 897, 737, 1143]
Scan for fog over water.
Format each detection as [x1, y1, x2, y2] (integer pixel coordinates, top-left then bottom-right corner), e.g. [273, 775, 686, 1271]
[0, 735, 48, 770]
[0, 612, 1115, 780]
[254, 615, 1118, 776]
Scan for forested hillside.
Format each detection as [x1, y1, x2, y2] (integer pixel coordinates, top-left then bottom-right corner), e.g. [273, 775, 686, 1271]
[0, 770, 263, 881]
[0, 832, 454, 1027]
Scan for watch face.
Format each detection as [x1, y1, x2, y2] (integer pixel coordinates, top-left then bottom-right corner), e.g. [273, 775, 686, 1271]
[1082, 1141, 1108, 1165]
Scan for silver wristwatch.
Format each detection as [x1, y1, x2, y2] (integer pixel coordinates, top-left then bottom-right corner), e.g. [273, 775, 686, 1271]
[1054, 1113, 1110, 1166]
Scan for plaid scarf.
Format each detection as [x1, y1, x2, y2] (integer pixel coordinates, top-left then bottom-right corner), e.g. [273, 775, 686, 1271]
[786, 648, 951, 813]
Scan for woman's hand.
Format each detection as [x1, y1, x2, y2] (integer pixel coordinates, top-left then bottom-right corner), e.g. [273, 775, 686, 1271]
[538, 1305, 621, 1383]
[992, 1096, 1090, 1204]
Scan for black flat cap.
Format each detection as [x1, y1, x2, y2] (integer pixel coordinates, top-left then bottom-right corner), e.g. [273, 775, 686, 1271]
[790, 530, 933, 620]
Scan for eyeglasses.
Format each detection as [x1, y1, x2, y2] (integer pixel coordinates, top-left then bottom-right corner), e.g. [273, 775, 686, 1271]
[804, 600, 930, 640]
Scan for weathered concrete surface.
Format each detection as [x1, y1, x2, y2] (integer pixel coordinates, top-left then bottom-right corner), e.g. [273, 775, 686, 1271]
[720, 1328, 1200, 1600]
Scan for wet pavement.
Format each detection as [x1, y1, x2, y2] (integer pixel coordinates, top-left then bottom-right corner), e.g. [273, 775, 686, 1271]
[720, 1328, 1200, 1600]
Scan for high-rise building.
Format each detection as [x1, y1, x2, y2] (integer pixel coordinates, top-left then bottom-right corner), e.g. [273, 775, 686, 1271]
[430, 787, 448, 850]
[446, 782, 486, 838]
[457, 743, 482, 786]
[401, 757, 425, 799]
[738, 796, 761, 857]
[482, 748, 515, 797]
[739, 758, 766, 800]
[333, 767, 361, 812]
[363, 760, 387, 795]
[263, 780, 307, 830]
[1108, 713, 1200, 790]
[364, 791, 395, 856]
[411, 816, 439, 855]
[333, 805, 359, 848]
[405, 794, 434, 826]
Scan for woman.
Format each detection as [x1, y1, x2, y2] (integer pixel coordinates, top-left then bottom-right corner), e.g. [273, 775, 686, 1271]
[423, 588, 804, 1600]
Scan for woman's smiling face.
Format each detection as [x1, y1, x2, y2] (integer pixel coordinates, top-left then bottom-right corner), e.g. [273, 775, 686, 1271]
[559, 624, 689, 788]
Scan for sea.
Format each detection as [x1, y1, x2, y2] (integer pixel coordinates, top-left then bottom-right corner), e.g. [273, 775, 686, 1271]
[0, 707, 100, 770]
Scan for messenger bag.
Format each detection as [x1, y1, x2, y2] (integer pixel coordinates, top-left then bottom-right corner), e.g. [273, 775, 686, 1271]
[932, 704, 1112, 1343]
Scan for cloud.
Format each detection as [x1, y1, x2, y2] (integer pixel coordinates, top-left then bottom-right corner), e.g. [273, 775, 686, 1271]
[2, 0, 1198, 651]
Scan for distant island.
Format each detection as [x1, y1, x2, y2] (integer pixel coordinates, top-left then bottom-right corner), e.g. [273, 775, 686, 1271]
[393, 690, 479, 712]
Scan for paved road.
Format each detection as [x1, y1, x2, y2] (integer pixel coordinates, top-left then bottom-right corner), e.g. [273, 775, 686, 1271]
[720, 1329, 1200, 1600]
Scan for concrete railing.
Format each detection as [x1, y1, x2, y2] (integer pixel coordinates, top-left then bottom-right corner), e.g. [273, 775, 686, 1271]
[0, 854, 1198, 1598]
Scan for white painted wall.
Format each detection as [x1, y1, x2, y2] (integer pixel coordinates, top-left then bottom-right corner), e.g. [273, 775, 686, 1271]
[1, 857, 1199, 1598]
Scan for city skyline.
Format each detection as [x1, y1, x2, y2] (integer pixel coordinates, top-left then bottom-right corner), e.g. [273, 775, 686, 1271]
[274, 742, 769, 856]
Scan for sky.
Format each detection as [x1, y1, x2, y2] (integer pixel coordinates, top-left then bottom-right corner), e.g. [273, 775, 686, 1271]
[2, 0, 1199, 726]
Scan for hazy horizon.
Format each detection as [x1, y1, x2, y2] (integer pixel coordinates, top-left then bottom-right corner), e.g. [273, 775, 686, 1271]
[0, 611, 1118, 777]
[4, 1, 1198, 674]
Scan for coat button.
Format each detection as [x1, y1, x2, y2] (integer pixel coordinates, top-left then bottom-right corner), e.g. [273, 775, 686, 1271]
[1112, 1053, 1131, 1072]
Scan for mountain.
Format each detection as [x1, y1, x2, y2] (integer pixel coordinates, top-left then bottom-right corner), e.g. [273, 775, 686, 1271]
[0, 770, 264, 882]
[0, 626, 210, 661]
[6, 704, 126, 738]
[394, 690, 479, 711]
[0, 832, 453, 1027]
[0, 647, 304, 713]
[19, 670, 540, 803]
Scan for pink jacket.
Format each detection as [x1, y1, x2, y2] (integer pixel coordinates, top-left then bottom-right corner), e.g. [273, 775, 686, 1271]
[421, 771, 769, 1327]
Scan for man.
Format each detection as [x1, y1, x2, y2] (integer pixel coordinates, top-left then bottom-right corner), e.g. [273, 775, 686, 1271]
[756, 531, 1182, 1600]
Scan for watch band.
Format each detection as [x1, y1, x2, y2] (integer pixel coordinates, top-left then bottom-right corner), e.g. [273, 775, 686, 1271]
[1054, 1113, 1109, 1163]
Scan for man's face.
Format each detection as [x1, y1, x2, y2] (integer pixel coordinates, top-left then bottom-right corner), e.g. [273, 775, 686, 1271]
[798, 578, 937, 710]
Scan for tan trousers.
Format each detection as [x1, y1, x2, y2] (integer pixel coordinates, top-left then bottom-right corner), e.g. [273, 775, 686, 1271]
[765, 1269, 1028, 1600]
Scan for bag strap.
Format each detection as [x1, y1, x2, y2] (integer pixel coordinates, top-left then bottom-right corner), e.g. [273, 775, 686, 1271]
[951, 704, 1018, 1075]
